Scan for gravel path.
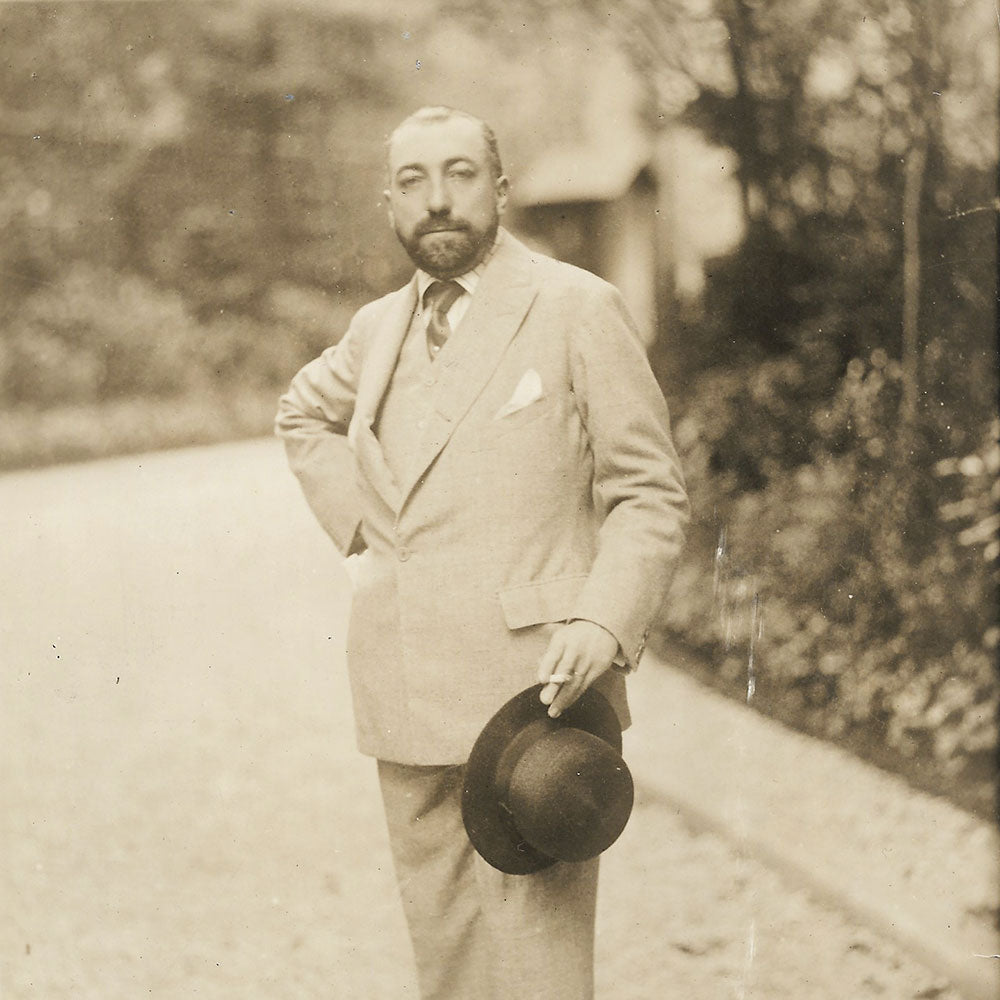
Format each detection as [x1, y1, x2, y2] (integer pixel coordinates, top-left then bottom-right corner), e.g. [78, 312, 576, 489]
[598, 790, 963, 1000]
[1, 439, 993, 998]
[622, 649, 999, 1000]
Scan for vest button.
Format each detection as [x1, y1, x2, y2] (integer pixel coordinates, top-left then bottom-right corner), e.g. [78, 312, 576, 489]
[398, 547, 411, 562]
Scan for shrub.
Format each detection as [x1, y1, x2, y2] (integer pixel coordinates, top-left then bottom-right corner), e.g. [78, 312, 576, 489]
[0, 262, 358, 411]
[664, 352, 998, 816]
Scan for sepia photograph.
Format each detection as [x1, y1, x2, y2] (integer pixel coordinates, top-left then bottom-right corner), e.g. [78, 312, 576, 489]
[1, 1, 997, 997]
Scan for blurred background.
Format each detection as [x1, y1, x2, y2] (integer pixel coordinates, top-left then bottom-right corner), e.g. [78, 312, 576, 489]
[1, 0, 996, 819]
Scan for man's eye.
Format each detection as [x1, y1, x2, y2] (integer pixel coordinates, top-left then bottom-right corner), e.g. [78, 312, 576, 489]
[398, 175, 422, 189]
[449, 168, 474, 180]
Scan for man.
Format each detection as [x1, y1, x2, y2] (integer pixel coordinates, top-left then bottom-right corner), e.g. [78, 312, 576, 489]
[276, 106, 688, 999]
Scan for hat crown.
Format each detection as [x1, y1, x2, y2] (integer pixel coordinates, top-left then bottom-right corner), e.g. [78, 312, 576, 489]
[505, 728, 634, 863]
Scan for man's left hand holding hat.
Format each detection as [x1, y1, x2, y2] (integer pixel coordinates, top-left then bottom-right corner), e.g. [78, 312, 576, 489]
[537, 618, 621, 718]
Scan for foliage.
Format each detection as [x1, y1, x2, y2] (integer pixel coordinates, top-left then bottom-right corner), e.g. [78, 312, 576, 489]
[0, 2, 402, 326]
[0, 262, 355, 412]
[666, 359, 998, 812]
[0, 1, 395, 466]
[638, 0, 998, 814]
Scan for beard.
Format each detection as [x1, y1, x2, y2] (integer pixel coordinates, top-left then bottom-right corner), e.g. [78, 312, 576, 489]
[395, 213, 499, 279]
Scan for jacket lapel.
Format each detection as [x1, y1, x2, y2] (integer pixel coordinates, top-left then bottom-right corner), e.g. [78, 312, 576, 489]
[400, 234, 538, 505]
[350, 278, 418, 512]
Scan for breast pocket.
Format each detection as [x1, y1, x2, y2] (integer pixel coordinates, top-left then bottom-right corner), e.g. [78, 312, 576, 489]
[488, 396, 552, 438]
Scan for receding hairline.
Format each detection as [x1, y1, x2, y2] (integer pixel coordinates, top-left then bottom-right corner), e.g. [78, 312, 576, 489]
[385, 106, 504, 181]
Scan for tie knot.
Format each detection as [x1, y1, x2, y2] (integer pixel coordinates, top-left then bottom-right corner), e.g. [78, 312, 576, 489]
[425, 280, 463, 316]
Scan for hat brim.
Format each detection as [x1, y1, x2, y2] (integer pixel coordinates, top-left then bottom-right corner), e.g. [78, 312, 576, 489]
[461, 683, 624, 875]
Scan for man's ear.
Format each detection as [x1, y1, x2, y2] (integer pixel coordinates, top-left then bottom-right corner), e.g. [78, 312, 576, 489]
[383, 190, 394, 228]
[495, 175, 510, 215]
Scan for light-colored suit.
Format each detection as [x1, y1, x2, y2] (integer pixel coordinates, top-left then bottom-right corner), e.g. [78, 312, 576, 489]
[276, 230, 688, 765]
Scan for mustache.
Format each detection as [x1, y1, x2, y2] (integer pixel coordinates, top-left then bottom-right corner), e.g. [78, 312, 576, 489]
[414, 217, 471, 238]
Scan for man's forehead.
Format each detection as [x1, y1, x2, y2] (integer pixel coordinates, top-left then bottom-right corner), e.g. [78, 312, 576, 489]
[388, 117, 489, 172]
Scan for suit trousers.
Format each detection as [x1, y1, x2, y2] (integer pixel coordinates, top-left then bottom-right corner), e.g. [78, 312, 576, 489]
[377, 759, 599, 1000]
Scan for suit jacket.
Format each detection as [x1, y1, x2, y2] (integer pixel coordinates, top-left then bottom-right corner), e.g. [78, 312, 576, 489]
[276, 231, 689, 764]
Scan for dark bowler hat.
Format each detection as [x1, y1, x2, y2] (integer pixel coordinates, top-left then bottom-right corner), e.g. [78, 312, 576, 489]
[461, 684, 634, 875]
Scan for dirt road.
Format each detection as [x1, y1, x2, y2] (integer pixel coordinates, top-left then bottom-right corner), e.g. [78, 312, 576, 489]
[0, 439, 978, 997]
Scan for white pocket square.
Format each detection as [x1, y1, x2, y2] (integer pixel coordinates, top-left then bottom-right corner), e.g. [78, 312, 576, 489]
[494, 369, 544, 420]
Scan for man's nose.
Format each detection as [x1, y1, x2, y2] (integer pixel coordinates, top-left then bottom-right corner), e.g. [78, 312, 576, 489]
[426, 175, 452, 214]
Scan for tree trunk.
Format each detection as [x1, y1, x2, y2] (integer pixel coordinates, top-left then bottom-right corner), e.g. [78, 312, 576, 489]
[900, 139, 927, 440]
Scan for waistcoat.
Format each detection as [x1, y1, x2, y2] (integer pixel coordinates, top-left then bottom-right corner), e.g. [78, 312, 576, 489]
[374, 305, 441, 486]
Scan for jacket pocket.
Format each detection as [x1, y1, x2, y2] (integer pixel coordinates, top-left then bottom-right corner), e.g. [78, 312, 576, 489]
[472, 398, 556, 452]
[490, 396, 551, 435]
[498, 574, 590, 630]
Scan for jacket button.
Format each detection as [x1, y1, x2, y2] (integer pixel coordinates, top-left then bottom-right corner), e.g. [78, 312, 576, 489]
[398, 547, 410, 562]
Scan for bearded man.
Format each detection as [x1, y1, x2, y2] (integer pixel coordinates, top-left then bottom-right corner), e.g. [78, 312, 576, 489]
[276, 106, 688, 999]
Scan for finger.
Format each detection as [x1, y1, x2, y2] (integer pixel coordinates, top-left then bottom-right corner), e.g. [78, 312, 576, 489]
[536, 633, 567, 684]
[547, 679, 583, 717]
[539, 659, 572, 707]
[543, 641, 585, 715]
[547, 664, 589, 718]
[539, 680, 562, 706]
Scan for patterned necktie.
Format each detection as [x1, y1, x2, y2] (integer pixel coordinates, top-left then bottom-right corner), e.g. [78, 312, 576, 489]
[424, 280, 463, 359]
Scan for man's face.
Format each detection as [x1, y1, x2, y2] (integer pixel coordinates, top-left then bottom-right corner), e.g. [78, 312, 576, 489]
[385, 116, 508, 279]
